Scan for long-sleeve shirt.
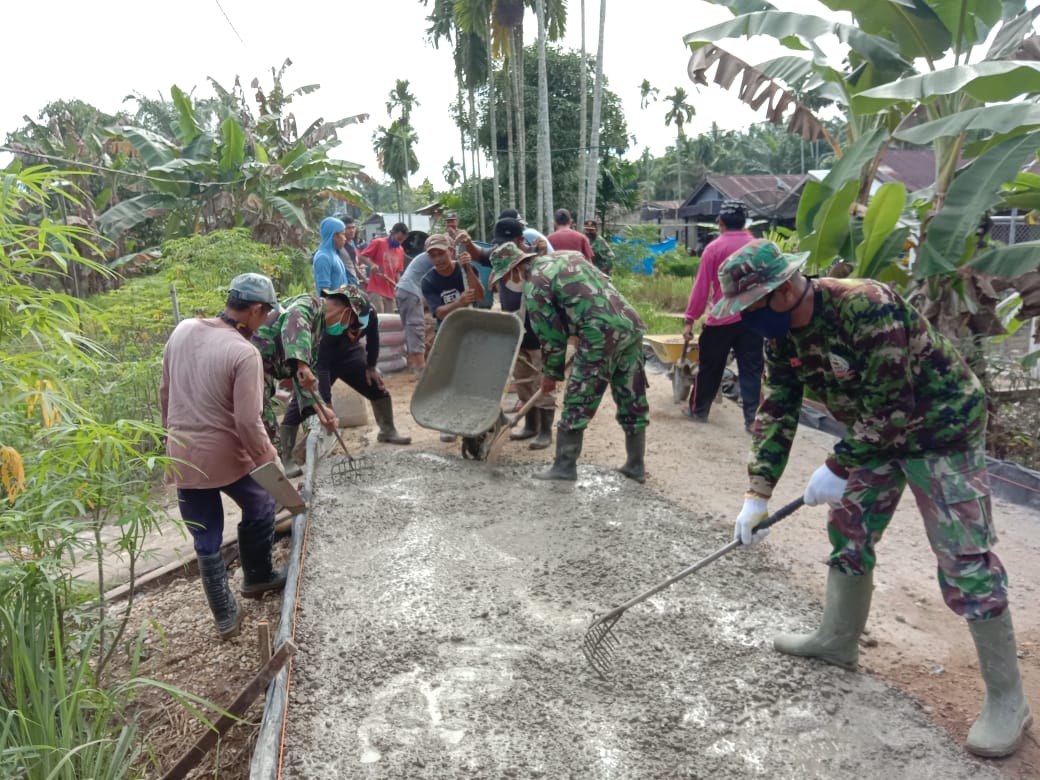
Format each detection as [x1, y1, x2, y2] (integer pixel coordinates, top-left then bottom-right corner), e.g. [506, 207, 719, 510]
[684, 230, 753, 326]
[748, 277, 987, 497]
[525, 251, 645, 380]
[160, 318, 276, 488]
[313, 248, 350, 295]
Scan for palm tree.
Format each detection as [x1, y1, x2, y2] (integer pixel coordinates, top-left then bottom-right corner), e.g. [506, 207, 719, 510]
[583, 0, 607, 224]
[373, 120, 419, 223]
[535, 0, 553, 230]
[385, 79, 420, 216]
[422, 0, 469, 190]
[664, 86, 695, 199]
[443, 157, 462, 189]
[639, 78, 659, 110]
[577, 0, 588, 222]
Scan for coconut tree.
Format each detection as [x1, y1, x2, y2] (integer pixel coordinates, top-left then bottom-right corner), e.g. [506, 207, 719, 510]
[639, 78, 660, 110]
[535, 0, 554, 228]
[385, 79, 420, 208]
[663, 86, 695, 199]
[373, 120, 419, 223]
[583, 0, 608, 222]
[577, 0, 588, 222]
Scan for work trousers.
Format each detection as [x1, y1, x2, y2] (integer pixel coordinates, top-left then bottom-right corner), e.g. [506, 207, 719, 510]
[513, 347, 556, 410]
[690, 321, 764, 426]
[828, 440, 1008, 621]
[560, 334, 649, 435]
[177, 472, 275, 556]
[394, 289, 426, 356]
[282, 338, 389, 425]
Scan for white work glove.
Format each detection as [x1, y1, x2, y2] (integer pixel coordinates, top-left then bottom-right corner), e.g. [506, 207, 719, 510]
[804, 464, 848, 506]
[734, 497, 770, 546]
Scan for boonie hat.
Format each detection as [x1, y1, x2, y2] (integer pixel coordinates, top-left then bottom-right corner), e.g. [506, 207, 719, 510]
[321, 283, 369, 315]
[488, 241, 537, 286]
[425, 233, 452, 253]
[492, 218, 525, 244]
[229, 273, 278, 307]
[711, 240, 809, 318]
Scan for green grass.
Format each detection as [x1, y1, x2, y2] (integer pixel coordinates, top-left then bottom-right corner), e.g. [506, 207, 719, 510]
[615, 273, 691, 335]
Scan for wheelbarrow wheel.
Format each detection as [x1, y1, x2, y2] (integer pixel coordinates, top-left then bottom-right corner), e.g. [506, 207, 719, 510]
[461, 436, 484, 460]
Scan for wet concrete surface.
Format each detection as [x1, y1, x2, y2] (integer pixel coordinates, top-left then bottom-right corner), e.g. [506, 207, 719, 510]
[281, 451, 1003, 778]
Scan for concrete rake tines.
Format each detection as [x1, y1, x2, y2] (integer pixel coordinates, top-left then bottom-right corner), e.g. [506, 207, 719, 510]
[582, 611, 624, 679]
[330, 452, 371, 486]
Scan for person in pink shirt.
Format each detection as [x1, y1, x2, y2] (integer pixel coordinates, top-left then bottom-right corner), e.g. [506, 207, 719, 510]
[681, 200, 764, 431]
[359, 222, 407, 313]
[545, 208, 594, 261]
[160, 272, 287, 640]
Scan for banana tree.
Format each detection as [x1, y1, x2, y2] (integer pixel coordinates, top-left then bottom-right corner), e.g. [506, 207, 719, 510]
[685, 0, 1040, 351]
[100, 68, 366, 248]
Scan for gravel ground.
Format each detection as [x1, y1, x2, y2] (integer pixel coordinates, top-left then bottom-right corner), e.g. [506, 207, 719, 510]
[280, 450, 1001, 779]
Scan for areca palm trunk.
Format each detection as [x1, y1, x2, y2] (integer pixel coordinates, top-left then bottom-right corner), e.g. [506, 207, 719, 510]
[512, 26, 528, 222]
[584, 0, 606, 224]
[467, 87, 486, 237]
[505, 53, 517, 208]
[456, 69, 469, 186]
[535, 0, 553, 230]
[577, 0, 588, 222]
[486, 25, 501, 219]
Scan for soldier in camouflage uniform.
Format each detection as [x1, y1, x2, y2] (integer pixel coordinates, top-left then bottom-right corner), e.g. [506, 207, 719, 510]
[492, 248, 648, 482]
[715, 239, 1032, 758]
[583, 219, 615, 276]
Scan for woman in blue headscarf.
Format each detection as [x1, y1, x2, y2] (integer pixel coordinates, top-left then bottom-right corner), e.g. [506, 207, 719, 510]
[312, 217, 352, 294]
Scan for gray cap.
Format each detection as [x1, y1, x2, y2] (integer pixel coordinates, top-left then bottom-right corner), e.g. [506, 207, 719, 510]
[229, 272, 277, 306]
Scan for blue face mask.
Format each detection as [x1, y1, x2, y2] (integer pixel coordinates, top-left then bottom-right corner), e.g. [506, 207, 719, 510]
[388, 238, 401, 248]
[741, 282, 811, 340]
[741, 304, 792, 340]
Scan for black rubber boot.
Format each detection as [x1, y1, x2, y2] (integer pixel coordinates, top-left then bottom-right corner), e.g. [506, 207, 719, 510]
[535, 429, 583, 481]
[618, 430, 646, 483]
[197, 552, 242, 640]
[371, 396, 411, 444]
[529, 408, 555, 450]
[966, 610, 1033, 757]
[238, 518, 287, 599]
[278, 423, 303, 478]
[510, 409, 539, 441]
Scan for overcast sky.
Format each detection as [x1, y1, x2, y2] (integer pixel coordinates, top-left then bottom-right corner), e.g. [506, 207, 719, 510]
[2, 0, 839, 190]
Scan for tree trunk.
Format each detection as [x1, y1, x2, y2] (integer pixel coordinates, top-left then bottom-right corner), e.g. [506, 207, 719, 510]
[536, 0, 553, 231]
[486, 25, 501, 220]
[584, 0, 607, 224]
[468, 88, 486, 237]
[456, 70, 469, 186]
[513, 26, 528, 223]
[577, 0, 588, 222]
[505, 48, 517, 209]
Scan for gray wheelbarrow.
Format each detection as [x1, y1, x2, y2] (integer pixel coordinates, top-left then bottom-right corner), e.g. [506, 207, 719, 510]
[410, 308, 524, 461]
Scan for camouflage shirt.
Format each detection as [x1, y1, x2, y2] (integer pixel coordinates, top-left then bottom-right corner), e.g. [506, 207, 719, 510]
[749, 277, 986, 496]
[589, 234, 615, 275]
[525, 250, 645, 380]
[251, 293, 326, 416]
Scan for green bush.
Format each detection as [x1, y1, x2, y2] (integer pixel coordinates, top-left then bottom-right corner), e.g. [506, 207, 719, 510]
[615, 273, 691, 335]
[655, 249, 699, 278]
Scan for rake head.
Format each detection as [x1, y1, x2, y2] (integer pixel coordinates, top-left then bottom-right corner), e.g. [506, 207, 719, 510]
[582, 610, 624, 679]
[330, 454, 371, 486]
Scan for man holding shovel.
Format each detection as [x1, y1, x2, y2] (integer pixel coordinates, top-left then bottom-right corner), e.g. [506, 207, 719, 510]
[160, 273, 288, 640]
[492, 248, 648, 482]
[718, 240, 1032, 758]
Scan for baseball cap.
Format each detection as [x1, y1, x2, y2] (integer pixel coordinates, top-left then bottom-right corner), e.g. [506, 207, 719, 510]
[445, 211, 459, 220]
[492, 218, 525, 243]
[488, 241, 536, 286]
[712, 240, 809, 318]
[425, 233, 452, 253]
[229, 273, 277, 307]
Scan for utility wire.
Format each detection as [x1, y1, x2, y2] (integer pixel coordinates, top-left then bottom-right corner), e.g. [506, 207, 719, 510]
[214, 0, 245, 46]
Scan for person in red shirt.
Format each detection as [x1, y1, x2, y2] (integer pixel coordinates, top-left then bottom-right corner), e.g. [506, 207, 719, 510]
[359, 222, 407, 313]
[545, 208, 594, 261]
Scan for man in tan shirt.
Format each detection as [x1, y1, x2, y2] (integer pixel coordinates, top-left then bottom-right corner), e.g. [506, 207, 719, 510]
[160, 272, 287, 640]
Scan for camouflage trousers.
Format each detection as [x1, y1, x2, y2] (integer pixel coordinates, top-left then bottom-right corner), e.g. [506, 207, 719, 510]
[559, 333, 649, 435]
[827, 446, 1008, 620]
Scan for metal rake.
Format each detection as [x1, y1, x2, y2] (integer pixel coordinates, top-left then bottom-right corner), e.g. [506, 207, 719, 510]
[306, 391, 371, 486]
[582, 497, 805, 680]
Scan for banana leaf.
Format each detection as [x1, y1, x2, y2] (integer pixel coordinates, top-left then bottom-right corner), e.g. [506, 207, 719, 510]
[98, 194, 176, 236]
[853, 61, 1040, 112]
[895, 102, 1040, 147]
[855, 181, 907, 274]
[969, 240, 1040, 276]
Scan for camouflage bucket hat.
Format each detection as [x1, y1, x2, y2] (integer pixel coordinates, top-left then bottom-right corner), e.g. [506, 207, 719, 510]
[488, 241, 536, 286]
[712, 240, 809, 318]
[321, 283, 369, 315]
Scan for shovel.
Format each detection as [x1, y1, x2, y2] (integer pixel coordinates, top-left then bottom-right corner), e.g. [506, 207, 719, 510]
[582, 496, 805, 679]
[250, 461, 307, 515]
[486, 354, 573, 463]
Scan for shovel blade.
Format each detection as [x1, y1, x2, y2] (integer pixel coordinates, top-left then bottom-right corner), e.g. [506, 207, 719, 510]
[250, 462, 306, 514]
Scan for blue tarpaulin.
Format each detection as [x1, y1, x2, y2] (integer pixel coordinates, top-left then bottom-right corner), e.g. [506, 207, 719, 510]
[611, 236, 677, 274]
